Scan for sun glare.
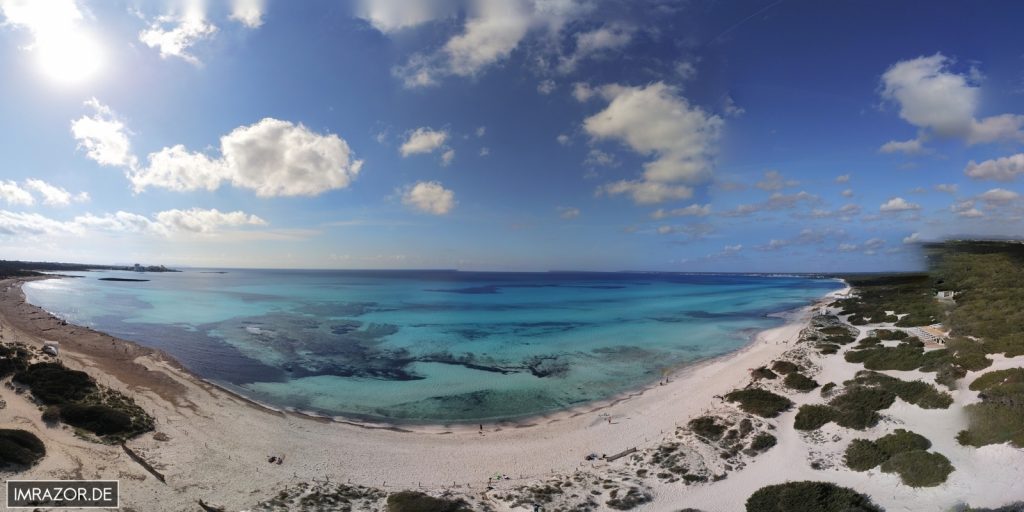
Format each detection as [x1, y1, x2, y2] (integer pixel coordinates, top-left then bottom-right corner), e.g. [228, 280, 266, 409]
[36, 30, 104, 85]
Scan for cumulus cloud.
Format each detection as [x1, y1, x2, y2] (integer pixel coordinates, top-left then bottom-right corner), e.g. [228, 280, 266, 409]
[0, 181, 34, 206]
[951, 200, 983, 218]
[841, 188, 854, 198]
[722, 95, 745, 117]
[935, 183, 958, 193]
[879, 197, 921, 212]
[903, 232, 921, 244]
[755, 170, 798, 191]
[400, 127, 449, 156]
[879, 137, 924, 154]
[557, 206, 580, 219]
[537, 79, 557, 95]
[722, 191, 819, 217]
[978, 188, 1020, 205]
[965, 154, 1024, 181]
[650, 204, 711, 219]
[401, 181, 456, 215]
[441, 149, 456, 166]
[138, 1, 218, 65]
[879, 54, 1024, 150]
[229, 0, 265, 28]
[355, 0, 454, 33]
[0, 207, 265, 238]
[600, 181, 692, 204]
[586, 82, 722, 204]
[392, 0, 591, 88]
[155, 207, 266, 233]
[70, 99, 137, 168]
[557, 23, 633, 73]
[93, 113, 363, 197]
[556, 134, 571, 145]
[24, 179, 87, 206]
[835, 174, 850, 183]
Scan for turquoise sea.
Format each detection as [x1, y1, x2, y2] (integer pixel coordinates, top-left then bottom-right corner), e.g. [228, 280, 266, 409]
[22, 270, 841, 422]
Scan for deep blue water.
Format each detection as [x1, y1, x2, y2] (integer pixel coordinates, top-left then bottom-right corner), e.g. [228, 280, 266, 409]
[23, 269, 841, 422]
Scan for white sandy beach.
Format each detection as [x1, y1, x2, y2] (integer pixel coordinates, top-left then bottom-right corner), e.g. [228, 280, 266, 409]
[0, 278, 1021, 511]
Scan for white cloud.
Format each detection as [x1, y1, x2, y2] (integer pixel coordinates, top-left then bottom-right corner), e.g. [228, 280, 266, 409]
[229, 0, 265, 28]
[0, 207, 266, 238]
[675, 60, 697, 81]
[70, 99, 137, 168]
[557, 24, 633, 73]
[879, 138, 924, 155]
[585, 148, 616, 167]
[600, 180, 692, 205]
[838, 243, 859, 252]
[903, 232, 921, 244]
[537, 79, 557, 95]
[401, 181, 456, 215]
[879, 197, 921, 212]
[650, 204, 711, 219]
[951, 200, 983, 218]
[0, 181, 33, 206]
[479, 147, 490, 156]
[355, 0, 454, 33]
[934, 183, 958, 193]
[572, 82, 595, 102]
[400, 127, 449, 156]
[557, 206, 580, 219]
[841, 188, 854, 198]
[585, 82, 723, 204]
[835, 174, 850, 183]
[879, 54, 1024, 148]
[138, 2, 217, 66]
[965, 154, 1024, 181]
[755, 170, 798, 191]
[978, 188, 1020, 205]
[131, 118, 363, 197]
[24, 179, 85, 206]
[441, 148, 456, 166]
[722, 191, 819, 217]
[155, 207, 266, 233]
[556, 134, 571, 145]
[864, 237, 886, 250]
[722, 95, 745, 117]
[476, 126, 486, 137]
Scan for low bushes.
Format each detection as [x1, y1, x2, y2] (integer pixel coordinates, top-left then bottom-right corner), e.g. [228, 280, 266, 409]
[60, 404, 134, 436]
[771, 361, 799, 375]
[959, 367, 1024, 448]
[850, 371, 953, 409]
[745, 481, 882, 512]
[725, 389, 793, 418]
[0, 429, 45, 468]
[688, 416, 726, 440]
[880, 450, 954, 487]
[751, 367, 778, 380]
[386, 491, 471, 512]
[13, 363, 96, 405]
[783, 372, 819, 392]
[844, 429, 930, 471]
[748, 433, 776, 452]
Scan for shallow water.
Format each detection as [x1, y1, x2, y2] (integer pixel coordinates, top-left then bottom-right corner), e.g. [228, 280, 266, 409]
[23, 270, 841, 422]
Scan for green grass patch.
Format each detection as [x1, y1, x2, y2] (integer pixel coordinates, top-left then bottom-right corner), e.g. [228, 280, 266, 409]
[745, 481, 882, 512]
[725, 388, 793, 418]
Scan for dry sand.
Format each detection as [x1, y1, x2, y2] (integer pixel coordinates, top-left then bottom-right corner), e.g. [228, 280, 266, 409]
[0, 278, 1020, 511]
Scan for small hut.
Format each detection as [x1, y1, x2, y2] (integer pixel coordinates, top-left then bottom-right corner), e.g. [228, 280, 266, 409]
[42, 341, 59, 357]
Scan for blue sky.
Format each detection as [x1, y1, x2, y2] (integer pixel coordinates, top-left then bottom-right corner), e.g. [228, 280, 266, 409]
[1, 0, 1023, 272]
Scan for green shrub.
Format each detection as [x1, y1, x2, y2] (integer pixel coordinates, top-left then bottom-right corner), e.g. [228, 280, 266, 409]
[970, 368, 1024, 391]
[751, 367, 778, 380]
[783, 372, 819, 392]
[771, 361, 799, 375]
[749, 433, 776, 452]
[794, 405, 836, 431]
[876, 429, 931, 456]
[0, 429, 45, 468]
[844, 439, 887, 471]
[59, 404, 133, 436]
[386, 491, 471, 512]
[688, 416, 726, 440]
[13, 363, 96, 404]
[725, 389, 793, 418]
[957, 401, 1024, 447]
[879, 450, 954, 487]
[41, 405, 60, 424]
[817, 344, 839, 355]
[848, 371, 953, 409]
[820, 382, 837, 398]
[745, 481, 882, 512]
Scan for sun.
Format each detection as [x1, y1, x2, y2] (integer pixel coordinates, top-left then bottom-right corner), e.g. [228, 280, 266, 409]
[36, 29, 104, 85]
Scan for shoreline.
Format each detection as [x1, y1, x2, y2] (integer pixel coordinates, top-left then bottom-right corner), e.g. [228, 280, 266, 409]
[0, 276, 849, 510]
[10, 275, 844, 432]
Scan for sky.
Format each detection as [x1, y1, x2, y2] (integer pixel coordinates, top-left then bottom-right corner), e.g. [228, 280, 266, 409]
[1, 0, 1023, 272]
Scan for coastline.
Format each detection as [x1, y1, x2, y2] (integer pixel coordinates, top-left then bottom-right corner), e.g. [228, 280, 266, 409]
[8, 275, 844, 432]
[0, 276, 847, 510]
